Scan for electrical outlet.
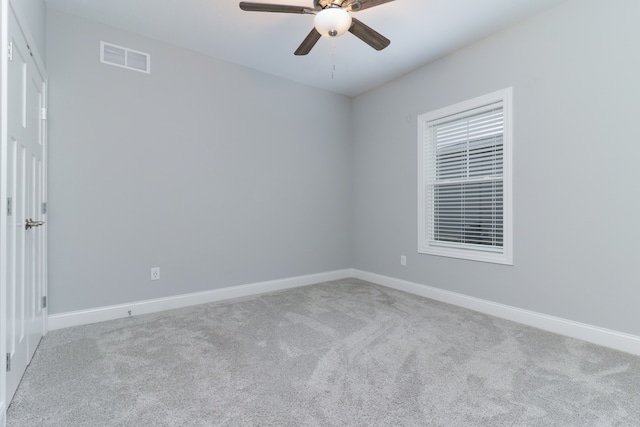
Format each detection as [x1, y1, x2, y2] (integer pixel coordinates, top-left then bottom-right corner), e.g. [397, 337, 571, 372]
[400, 255, 407, 266]
[151, 267, 160, 280]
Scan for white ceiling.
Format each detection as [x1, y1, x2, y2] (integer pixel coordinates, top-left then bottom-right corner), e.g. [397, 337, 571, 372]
[44, 0, 566, 97]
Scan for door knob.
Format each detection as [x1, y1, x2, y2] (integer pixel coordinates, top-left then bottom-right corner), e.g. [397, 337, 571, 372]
[25, 218, 45, 230]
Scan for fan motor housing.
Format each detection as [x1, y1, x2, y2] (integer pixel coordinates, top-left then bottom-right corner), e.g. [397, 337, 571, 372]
[314, 0, 358, 11]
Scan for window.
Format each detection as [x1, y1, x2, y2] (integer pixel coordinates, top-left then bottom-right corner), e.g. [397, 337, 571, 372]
[418, 88, 512, 265]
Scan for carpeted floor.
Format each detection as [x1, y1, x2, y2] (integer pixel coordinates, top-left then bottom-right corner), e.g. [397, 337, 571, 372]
[7, 278, 640, 426]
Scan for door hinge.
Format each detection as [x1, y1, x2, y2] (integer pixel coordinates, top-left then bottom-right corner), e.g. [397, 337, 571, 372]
[6, 353, 11, 372]
[42, 296, 47, 309]
[7, 197, 12, 216]
[8, 42, 13, 61]
[41, 107, 48, 121]
[42, 201, 47, 214]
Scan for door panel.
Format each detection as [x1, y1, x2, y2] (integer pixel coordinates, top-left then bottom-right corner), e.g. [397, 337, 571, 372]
[5, 6, 46, 403]
[25, 58, 45, 363]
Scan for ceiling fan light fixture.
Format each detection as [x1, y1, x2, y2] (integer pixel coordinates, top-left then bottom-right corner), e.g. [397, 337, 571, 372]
[314, 8, 352, 38]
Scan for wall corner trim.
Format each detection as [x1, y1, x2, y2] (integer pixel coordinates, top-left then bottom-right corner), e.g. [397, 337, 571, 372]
[352, 270, 640, 357]
[48, 269, 353, 330]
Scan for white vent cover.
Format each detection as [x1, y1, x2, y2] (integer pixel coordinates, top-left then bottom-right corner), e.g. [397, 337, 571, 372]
[100, 41, 150, 74]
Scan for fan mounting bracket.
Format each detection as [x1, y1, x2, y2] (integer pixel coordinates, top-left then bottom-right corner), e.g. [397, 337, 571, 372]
[313, 0, 360, 11]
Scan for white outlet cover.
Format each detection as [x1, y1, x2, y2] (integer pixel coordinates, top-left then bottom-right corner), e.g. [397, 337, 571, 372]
[151, 267, 160, 280]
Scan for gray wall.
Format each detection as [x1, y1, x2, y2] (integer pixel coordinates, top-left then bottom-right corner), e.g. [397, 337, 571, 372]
[352, 0, 640, 336]
[46, 0, 640, 338]
[11, 0, 46, 60]
[46, 10, 353, 314]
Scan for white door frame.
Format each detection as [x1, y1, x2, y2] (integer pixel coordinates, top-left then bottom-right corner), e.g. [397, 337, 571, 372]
[0, 1, 48, 424]
[1, 0, 9, 424]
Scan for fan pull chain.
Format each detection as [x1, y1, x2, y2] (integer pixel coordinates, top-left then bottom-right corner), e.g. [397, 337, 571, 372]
[331, 40, 336, 80]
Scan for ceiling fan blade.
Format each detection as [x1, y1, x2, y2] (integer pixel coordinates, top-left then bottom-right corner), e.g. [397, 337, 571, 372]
[239, 2, 314, 14]
[348, 18, 390, 51]
[350, 0, 395, 12]
[295, 28, 322, 55]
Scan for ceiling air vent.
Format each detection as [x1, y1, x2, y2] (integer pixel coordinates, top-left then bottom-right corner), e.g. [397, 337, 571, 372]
[100, 41, 150, 74]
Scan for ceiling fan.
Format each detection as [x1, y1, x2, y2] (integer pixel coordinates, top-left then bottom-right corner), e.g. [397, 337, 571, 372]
[239, 0, 395, 55]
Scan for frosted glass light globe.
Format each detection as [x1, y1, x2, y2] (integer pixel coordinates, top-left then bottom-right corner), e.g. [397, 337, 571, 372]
[314, 8, 352, 38]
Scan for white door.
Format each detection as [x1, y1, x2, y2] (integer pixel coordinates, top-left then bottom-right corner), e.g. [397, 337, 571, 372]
[5, 5, 47, 403]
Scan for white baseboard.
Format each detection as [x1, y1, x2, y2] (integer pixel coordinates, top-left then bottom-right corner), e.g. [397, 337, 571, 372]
[353, 269, 640, 356]
[48, 269, 351, 330]
[48, 268, 640, 356]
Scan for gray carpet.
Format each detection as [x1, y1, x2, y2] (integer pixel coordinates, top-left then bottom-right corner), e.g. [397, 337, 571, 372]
[7, 278, 640, 426]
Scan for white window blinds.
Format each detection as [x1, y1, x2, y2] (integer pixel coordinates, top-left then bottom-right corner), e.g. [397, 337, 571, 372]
[426, 103, 503, 251]
[418, 88, 512, 265]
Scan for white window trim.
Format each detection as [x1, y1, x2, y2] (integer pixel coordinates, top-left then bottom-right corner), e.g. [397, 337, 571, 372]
[417, 88, 513, 265]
